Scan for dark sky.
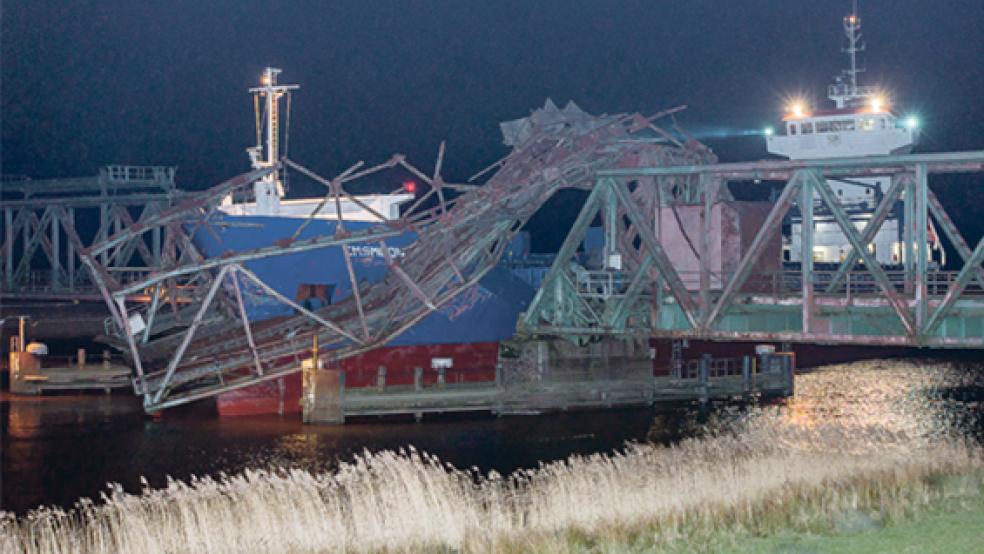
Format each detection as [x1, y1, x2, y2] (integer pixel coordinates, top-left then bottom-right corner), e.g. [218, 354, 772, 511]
[3, 1, 983, 193]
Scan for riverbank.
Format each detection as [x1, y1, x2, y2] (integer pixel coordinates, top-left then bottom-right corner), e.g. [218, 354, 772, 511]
[2, 426, 980, 553]
[512, 469, 984, 553]
[729, 496, 984, 554]
[2, 359, 982, 553]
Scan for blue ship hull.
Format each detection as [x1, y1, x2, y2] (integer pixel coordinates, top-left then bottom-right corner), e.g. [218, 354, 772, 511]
[193, 215, 537, 346]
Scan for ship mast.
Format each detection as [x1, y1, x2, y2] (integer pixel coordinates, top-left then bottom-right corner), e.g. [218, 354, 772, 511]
[248, 67, 299, 213]
[829, 1, 873, 108]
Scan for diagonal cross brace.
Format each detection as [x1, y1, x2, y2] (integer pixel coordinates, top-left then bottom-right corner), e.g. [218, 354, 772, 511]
[234, 264, 363, 344]
[151, 265, 231, 405]
[610, 178, 700, 329]
[523, 183, 608, 327]
[927, 188, 984, 291]
[602, 255, 654, 329]
[703, 171, 803, 330]
[921, 235, 984, 336]
[811, 172, 915, 336]
[825, 174, 905, 293]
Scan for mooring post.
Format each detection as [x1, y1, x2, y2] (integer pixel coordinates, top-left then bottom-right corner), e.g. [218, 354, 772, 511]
[742, 355, 751, 393]
[783, 355, 795, 397]
[671, 340, 684, 379]
[698, 353, 710, 404]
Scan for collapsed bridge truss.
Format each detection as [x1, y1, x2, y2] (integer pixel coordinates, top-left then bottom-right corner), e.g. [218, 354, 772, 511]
[81, 103, 711, 412]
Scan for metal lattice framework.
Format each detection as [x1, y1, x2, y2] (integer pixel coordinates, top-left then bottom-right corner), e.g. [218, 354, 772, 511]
[81, 105, 711, 412]
[521, 150, 984, 348]
[1, 166, 183, 300]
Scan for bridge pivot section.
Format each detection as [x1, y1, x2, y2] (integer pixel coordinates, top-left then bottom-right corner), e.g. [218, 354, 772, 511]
[521, 150, 984, 348]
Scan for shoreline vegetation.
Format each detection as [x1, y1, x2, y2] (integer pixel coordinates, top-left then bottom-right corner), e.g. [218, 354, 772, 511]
[2, 360, 982, 553]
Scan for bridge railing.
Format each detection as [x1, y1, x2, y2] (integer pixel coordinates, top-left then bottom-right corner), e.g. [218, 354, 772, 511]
[665, 269, 984, 300]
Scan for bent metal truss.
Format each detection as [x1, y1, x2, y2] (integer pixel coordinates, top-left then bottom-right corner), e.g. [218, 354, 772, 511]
[81, 104, 712, 412]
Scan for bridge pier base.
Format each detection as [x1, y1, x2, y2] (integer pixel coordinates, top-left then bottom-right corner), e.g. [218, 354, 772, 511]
[302, 360, 345, 424]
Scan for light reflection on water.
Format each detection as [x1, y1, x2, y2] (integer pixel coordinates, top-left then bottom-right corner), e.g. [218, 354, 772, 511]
[2, 357, 982, 514]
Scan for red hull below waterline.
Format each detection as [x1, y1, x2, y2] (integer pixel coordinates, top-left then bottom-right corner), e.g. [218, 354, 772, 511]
[215, 342, 501, 416]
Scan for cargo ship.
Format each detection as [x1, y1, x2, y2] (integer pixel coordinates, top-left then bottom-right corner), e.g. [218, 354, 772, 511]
[201, 68, 544, 415]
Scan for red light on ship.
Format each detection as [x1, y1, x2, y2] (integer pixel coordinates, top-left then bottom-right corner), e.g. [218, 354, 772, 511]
[402, 180, 417, 193]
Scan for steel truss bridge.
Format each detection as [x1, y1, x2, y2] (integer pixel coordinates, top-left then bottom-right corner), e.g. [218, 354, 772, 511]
[77, 104, 984, 413]
[1, 165, 186, 301]
[522, 151, 984, 348]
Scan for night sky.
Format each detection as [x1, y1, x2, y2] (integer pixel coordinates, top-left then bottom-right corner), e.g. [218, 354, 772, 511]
[3, 1, 983, 247]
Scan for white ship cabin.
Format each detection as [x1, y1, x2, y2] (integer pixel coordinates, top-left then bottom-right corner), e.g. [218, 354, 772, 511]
[768, 97, 926, 266]
[765, 8, 940, 267]
[766, 98, 919, 161]
[218, 67, 414, 222]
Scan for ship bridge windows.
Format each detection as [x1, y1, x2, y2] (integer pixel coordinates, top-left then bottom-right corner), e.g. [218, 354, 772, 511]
[815, 119, 856, 133]
[801, 122, 814, 134]
[788, 123, 798, 135]
[860, 118, 876, 131]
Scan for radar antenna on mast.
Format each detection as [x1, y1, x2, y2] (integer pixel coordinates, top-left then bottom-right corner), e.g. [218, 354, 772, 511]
[246, 67, 299, 214]
[828, 1, 876, 108]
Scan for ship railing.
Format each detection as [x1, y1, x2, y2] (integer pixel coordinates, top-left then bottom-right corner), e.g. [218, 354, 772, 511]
[827, 84, 879, 101]
[100, 165, 176, 189]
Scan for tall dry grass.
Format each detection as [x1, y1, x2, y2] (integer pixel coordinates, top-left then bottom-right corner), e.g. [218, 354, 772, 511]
[2, 359, 982, 553]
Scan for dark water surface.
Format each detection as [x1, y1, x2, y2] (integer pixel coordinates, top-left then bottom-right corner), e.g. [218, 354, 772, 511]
[0, 391, 696, 515]
[3, 356, 983, 516]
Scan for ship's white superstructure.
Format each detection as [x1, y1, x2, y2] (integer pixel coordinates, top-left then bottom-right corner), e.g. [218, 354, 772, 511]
[219, 67, 413, 221]
[765, 6, 939, 266]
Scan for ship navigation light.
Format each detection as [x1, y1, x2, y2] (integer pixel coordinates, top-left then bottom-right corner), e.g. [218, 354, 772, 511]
[786, 100, 808, 119]
[904, 115, 920, 130]
[763, 126, 774, 136]
[402, 180, 418, 194]
[869, 94, 888, 113]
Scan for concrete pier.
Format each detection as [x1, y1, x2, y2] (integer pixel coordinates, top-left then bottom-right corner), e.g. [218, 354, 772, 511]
[302, 358, 345, 424]
[302, 338, 794, 424]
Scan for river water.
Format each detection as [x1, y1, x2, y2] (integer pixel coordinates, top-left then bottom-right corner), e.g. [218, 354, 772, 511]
[2, 356, 982, 516]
